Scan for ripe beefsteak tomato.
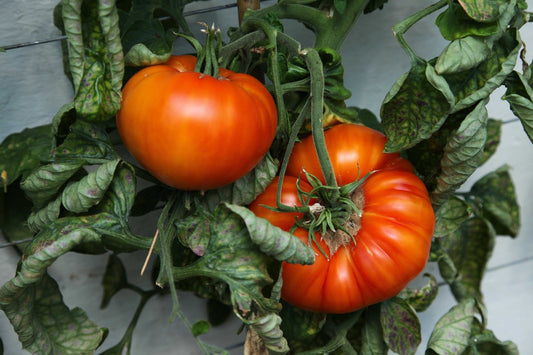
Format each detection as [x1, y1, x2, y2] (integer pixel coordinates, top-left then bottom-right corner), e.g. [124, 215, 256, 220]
[117, 55, 278, 190]
[250, 124, 435, 313]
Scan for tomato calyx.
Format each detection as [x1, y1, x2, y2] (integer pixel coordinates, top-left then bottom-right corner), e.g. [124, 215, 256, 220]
[322, 186, 364, 255]
[178, 22, 223, 78]
[287, 170, 371, 259]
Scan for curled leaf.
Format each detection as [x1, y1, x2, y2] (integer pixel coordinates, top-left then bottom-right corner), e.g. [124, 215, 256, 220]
[427, 298, 476, 354]
[62, 159, 120, 213]
[225, 203, 315, 265]
[431, 100, 488, 206]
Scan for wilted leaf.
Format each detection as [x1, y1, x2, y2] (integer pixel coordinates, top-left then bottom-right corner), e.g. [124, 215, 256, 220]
[245, 313, 289, 353]
[27, 197, 62, 233]
[380, 298, 421, 355]
[434, 196, 472, 238]
[481, 118, 502, 164]
[62, 0, 124, 121]
[398, 274, 439, 312]
[225, 203, 315, 265]
[437, 217, 495, 301]
[469, 166, 520, 237]
[427, 299, 476, 354]
[52, 120, 118, 162]
[431, 100, 488, 206]
[381, 61, 453, 152]
[444, 29, 520, 112]
[62, 159, 120, 213]
[21, 161, 85, 208]
[466, 323, 519, 355]
[0, 221, 105, 354]
[503, 70, 533, 143]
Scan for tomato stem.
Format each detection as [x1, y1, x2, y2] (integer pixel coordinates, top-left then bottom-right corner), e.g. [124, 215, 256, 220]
[304, 48, 339, 195]
[392, 0, 447, 65]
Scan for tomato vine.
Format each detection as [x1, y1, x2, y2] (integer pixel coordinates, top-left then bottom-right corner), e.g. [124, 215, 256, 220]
[0, 0, 530, 354]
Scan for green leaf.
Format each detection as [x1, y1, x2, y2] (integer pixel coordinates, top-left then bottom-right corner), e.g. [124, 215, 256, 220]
[192, 320, 211, 337]
[131, 185, 168, 216]
[398, 274, 439, 312]
[381, 61, 453, 152]
[360, 306, 387, 355]
[225, 203, 315, 265]
[280, 302, 326, 344]
[434, 196, 473, 238]
[21, 161, 85, 208]
[503, 70, 533, 143]
[62, 159, 121, 213]
[334, 0, 347, 14]
[469, 166, 520, 237]
[380, 298, 421, 355]
[427, 298, 476, 354]
[0, 222, 105, 354]
[364, 0, 389, 14]
[435, 36, 491, 75]
[101, 254, 128, 309]
[458, 0, 506, 22]
[437, 217, 495, 302]
[435, 3, 499, 40]
[0, 182, 34, 250]
[431, 100, 488, 207]
[443, 28, 521, 113]
[0, 125, 54, 186]
[119, 0, 192, 66]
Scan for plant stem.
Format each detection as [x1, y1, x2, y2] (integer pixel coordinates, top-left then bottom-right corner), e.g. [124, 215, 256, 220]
[304, 48, 338, 195]
[392, 0, 448, 65]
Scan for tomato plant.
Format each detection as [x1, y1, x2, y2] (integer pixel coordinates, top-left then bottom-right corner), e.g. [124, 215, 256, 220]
[117, 54, 277, 190]
[0, 0, 528, 354]
[250, 124, 435, 313]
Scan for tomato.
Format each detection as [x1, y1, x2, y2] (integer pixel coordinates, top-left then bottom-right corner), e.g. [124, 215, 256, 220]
[117, 55, 278, 190]
[250, 124, 435, 313]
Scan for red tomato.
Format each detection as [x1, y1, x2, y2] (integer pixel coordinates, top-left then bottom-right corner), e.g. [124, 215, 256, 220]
[250, 124, 435, 313]
[117, 55, 278, 190]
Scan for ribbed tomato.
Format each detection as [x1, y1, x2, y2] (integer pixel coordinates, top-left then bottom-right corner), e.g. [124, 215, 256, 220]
[117, 55, 277, 190]
[250, 124, 435, 313]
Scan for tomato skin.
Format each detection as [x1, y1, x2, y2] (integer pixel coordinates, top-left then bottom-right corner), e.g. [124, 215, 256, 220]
[250, 124, 435, 313]
[117, 55, 277, 190]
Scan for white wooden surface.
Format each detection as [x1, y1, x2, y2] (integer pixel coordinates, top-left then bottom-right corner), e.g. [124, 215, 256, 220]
[1, 1, 533, 354]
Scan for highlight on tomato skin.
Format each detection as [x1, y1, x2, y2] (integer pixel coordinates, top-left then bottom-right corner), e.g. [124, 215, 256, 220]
[116, 55, 278, 191]
[249, 123, 436, 314]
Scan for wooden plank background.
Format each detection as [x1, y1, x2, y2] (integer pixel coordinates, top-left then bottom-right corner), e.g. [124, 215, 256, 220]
[1, 1, 532, 353]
